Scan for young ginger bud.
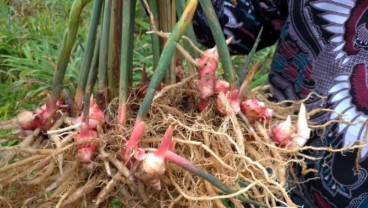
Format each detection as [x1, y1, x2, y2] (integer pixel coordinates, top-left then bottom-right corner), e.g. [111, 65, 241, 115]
[216, 90, 241, 115]
[241, 98, 273, 122]
[136, 126, 174, 190]
[214, 80, 230, 94]
[75, 122, 98, 163]
[294, 103, 311, 147]
[269, 116, 295, 144]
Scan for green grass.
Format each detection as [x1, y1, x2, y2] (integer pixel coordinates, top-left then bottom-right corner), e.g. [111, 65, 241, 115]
[0, 1, 155, 117]
[0, 0, 83, 117]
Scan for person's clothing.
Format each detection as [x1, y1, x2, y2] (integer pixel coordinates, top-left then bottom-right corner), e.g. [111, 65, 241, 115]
[193, 0, 368, 207]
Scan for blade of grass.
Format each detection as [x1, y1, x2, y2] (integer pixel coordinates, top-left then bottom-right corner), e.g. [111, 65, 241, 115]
[117, 0, 136, 127]
[137, 0, 198, 119]
[239, 62, 261, 95]
[198, 0, 235, 85]
[236, 27, 263, 88]
[51, 0, 92, 104]
[250, 72, 268, 89]
[74, 0, 103, 112]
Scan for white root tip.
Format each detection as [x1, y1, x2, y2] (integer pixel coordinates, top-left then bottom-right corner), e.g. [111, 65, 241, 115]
[294, 103, 311, 147]
[225, 36, 233, 45]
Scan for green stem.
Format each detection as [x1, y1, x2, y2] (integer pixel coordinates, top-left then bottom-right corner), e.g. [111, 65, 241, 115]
[137, 0, 198, 119]
[75, 0, 103, 112]
[169, 0, 177, 86]
[158, 0, 169, 33]
[166, 151, 265, 207]
[97, 0, 112, 109]
[176, 0, 199, 59]
[82, 38, 101, 122]
[198, 0, 235, 85]
[148, 0, 161, 69]
[51, 0, 92, 104]
[159, 0, 170, 84]
[236, 28, 263, 88]
[107, 0, 122, 99]
[117, 0, 136, 127]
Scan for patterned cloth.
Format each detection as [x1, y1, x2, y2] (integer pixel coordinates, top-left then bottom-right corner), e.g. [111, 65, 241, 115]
[193, 0, 368, 207]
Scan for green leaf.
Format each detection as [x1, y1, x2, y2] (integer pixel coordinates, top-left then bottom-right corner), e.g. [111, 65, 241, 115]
[1, 139, 18, 147]
[7, 187, 18, 195]
[221, 198, 235, 208]
[109, 198, 122, 208]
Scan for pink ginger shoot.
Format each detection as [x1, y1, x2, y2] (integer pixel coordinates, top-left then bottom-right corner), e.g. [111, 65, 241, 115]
[72, 96, 105, 129]
[194, 46, 219, 100]
[214, 80, 230, 94]
[269, 116, 295, 144]
[216, 89, 241, 115]
[269, 104, 311, 148]
[17, 94, 62, 131]
[122, 118, 146, 161]
[240, 98, 273, 123]
[136, 126, 175, 189]
[75, 122, 98, 163]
